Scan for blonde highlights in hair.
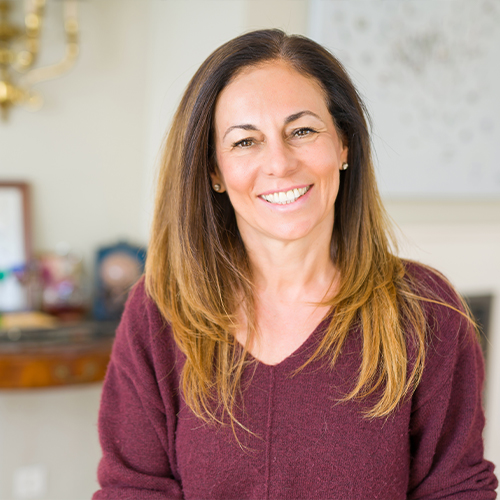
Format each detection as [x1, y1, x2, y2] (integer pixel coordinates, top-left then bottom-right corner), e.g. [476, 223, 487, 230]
[145, 30, 459, 427]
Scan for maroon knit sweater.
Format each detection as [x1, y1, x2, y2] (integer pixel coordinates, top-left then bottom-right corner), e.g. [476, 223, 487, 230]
[94, 264, 497, 499]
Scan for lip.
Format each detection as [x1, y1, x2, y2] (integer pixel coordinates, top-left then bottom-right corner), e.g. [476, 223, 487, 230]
[257, 184, 312, 197]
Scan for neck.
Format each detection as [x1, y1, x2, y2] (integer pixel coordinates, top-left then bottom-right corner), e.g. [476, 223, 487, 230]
[234, 221, 339, 364]
[241, 227, 338, 305]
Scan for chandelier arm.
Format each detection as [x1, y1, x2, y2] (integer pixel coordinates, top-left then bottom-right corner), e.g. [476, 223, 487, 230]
[13, 0, 46, 73]
[18, 0, 78, 88]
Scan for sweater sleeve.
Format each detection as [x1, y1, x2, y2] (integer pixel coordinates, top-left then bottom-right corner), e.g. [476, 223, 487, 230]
[407, 275, 498, 499]
[93, 281, 183, 500]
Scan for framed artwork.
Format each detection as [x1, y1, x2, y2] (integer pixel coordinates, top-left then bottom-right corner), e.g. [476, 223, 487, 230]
[93, 242, 146, 321]
[0, 182, 32, 312]
[465, 293, 494, 365]
[309, 0, 500, 198]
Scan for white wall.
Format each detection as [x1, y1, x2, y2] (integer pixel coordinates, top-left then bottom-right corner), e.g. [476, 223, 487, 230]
[0, 1, 498, 498]
[0, 386, 102, 500]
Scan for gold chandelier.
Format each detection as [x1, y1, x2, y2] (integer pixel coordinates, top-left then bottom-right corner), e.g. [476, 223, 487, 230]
[0, 0, 79, 121]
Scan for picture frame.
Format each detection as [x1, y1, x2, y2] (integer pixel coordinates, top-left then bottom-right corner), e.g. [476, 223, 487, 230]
[0, 182, 32, 312]
[465, 293, 494, 366]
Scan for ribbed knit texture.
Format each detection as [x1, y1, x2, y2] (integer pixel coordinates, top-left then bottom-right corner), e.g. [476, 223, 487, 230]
[93, 264, 497, 499]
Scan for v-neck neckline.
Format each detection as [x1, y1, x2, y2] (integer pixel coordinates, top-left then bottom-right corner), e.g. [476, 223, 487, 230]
[246, 315, 331, 372]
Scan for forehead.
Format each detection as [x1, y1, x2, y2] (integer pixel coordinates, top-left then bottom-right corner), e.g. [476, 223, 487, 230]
[214, 61, 329, 125]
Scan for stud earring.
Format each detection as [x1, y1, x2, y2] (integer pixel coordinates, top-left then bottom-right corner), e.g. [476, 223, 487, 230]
[213, 184, 221, 192]
[341, 162, 349, 170]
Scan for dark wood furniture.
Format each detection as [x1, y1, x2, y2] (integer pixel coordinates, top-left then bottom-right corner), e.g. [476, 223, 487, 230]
[0, 321, 116, 389]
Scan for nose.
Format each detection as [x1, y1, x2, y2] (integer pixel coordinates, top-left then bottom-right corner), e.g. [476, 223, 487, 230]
[262, 139, 298, 178]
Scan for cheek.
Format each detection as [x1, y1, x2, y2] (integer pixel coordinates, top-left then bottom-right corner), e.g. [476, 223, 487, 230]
[300, 144, 340, 179]
[218, 158, 256, 196]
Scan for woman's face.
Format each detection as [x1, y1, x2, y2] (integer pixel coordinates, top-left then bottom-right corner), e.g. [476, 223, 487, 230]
[212, 61, 348, 247]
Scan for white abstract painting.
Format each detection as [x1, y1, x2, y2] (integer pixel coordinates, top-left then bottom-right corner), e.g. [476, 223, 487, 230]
[309, 0, 500, 198]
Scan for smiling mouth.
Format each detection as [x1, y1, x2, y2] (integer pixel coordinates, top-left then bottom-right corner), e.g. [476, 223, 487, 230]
[260, 185, 311, 205]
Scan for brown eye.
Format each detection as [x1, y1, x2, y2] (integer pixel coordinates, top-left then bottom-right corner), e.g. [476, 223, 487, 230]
[293, 127, 317, 137]
[233, 138, 254, 148]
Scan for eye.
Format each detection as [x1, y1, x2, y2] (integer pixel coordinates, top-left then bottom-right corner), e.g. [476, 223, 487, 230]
[292, 127, 318, 138]
[232, 138, 255, 148]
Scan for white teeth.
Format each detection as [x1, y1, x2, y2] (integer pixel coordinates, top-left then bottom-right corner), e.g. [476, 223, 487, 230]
[261, 186, 310, 205]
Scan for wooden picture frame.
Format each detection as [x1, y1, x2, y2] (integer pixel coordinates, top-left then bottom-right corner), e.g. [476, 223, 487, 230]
[0, 182, 32, 311]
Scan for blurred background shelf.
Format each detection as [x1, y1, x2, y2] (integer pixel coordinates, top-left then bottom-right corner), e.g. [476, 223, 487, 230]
[0, 321, 117, 389]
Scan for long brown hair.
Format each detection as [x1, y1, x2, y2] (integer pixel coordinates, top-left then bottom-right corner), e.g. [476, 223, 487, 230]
[146, 29, 442, 425]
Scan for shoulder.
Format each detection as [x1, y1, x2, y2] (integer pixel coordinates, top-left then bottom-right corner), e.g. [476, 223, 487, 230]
[401, 258, 475, 343]
[402, 263, 496, 496]
[121, 276, 163, 329]
[110, 277, 183, 389]
[402, 260, 463, 309]
[401, 259, 473, 341]
[401, 261, 481, 406]
[114, 277, 164, 352]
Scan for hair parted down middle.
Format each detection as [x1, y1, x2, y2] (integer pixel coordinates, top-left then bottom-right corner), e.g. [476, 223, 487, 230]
[145, 29, 434, 427]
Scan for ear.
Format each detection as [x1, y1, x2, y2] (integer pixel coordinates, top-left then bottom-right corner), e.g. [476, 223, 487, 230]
[210, 166, 226, 193]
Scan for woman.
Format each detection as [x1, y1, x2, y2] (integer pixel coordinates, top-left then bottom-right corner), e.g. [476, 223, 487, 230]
[94, 30, 497, 499]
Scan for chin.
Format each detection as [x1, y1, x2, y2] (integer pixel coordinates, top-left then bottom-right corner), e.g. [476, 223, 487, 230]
[263, 222, 318, 242]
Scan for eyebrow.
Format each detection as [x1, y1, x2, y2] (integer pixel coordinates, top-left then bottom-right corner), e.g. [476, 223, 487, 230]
[284, 110, 322, 124]
[222, 110, 323, 140]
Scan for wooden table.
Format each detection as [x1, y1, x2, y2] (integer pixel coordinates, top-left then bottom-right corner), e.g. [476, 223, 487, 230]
[0, 322, 117, 389]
